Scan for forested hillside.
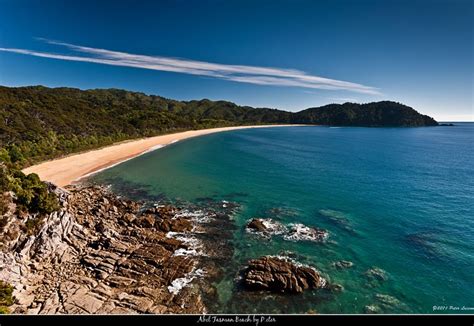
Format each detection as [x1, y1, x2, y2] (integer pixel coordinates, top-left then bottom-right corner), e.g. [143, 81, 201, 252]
[0, 85, 438, 168]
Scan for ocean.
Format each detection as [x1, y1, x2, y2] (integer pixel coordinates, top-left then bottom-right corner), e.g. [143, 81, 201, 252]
[90, 123, 474, 314]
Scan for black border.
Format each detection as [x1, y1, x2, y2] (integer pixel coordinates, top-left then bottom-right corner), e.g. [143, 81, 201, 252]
[0, 314, 473, 326]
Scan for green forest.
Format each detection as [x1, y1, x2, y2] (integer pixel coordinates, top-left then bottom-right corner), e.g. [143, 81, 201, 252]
[0, 85, 438, 168]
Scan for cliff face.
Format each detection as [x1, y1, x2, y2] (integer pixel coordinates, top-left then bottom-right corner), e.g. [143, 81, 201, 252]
[0, 184, 209, 314]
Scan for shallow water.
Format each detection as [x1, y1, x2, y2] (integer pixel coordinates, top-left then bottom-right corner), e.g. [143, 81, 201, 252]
[91, 124, 474, 314]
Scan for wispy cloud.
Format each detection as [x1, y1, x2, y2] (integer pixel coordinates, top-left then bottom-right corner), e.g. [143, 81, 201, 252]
[0, 38, 380, 95]
[327, 97, 359, 103]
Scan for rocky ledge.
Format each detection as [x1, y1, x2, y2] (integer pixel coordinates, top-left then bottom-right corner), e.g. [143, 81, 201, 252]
[241, 256, 327, 294]
[0, 184, 215, 314]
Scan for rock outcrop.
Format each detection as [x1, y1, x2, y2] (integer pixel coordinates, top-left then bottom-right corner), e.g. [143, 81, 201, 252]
[246, 218, 328, 243]
[0, 185, 209, 314]
[247, 219, 267, 232]
[241, 256, 327, 294]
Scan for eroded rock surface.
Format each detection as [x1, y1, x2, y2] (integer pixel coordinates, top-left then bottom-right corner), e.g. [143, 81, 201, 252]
[241, 256, 327, 294]
[0, 185, 208, 314]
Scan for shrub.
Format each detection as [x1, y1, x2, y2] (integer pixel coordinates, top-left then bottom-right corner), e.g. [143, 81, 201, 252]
[0, 280, 14, 314]
[0, 163, 59, 215]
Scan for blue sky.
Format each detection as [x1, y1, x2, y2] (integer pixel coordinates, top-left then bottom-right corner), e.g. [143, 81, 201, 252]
[0, 0, 472, 121]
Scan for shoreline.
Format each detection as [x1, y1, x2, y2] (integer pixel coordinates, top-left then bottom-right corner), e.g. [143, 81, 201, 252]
[22, 124, 304, 187]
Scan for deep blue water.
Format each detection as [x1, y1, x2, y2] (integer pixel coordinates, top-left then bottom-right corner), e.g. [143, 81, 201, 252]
[91, 123, 474, 314]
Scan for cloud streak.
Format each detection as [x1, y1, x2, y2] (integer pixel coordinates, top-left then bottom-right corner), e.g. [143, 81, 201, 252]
[0, 38, 380, 94]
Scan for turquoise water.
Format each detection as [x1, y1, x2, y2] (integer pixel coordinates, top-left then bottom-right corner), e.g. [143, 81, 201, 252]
[91, 124, 474, 314]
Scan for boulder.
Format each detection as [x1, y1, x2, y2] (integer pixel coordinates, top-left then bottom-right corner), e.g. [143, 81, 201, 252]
[247, 219, 267, 232]
[241, 256, 326, 293]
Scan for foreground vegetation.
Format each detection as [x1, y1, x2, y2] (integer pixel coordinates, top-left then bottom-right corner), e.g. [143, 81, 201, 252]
[0, 280, 14, 314]
[0, 85, 438, 168]
[0, 162, 59, 241]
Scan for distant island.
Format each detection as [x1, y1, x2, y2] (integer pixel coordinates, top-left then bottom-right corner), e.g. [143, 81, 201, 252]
[0, 85, 438, 168]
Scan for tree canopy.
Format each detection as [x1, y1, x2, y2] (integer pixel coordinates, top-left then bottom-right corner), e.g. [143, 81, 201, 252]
[0, 85, 438, 168]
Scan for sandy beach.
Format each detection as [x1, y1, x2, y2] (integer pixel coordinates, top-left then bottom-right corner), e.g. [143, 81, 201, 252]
[22, 125, 300, 187]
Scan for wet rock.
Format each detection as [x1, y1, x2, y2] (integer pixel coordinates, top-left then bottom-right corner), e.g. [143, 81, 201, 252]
[156, 237, 185, 252]
[246, 218, 287, 236]
[247, 219, 328, 243]
[283, 223, 329, 242]
[241, 256, 326, 293]
[247, 218, 267, 232]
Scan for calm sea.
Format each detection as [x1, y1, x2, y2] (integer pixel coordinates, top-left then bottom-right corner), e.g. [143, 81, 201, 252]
[91, 123, 474, 314]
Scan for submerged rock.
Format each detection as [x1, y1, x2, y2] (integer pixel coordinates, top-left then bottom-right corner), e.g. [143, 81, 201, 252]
[405, 231, 447, 259]
[328, 283, 344, 292]
[364, 305, 382, 314]
[363, 294, 406, 314]
[318, 209, 355, 233]
[365, 267, 388, 282]
[375, 293, 401, 307]
[333, 260, 354, 269]
[264, 207, 300, 219]
[241, 256, 327, 293]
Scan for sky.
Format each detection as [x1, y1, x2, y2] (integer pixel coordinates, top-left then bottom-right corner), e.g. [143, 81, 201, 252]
[0, 0, 472, 121]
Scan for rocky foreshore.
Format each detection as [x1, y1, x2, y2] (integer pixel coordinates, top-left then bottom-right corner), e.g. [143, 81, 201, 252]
[0, 184, 219, 314]
[0, 182, 350, 314]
